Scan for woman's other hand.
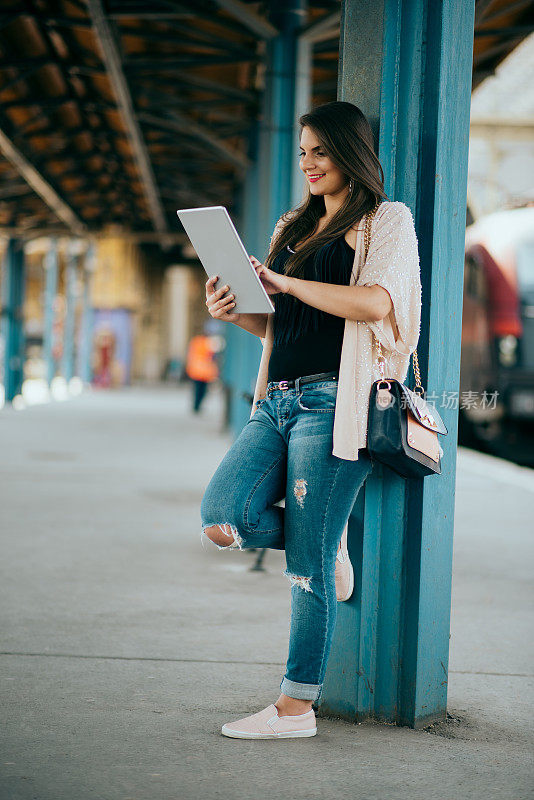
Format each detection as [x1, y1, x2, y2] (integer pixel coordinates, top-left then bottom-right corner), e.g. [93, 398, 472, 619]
[205, 275, 239, 322]
[250, 256, 292, 296]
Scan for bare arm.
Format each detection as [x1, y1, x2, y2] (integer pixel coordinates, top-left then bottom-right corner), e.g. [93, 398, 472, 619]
[249, 256, 392, 323]
[231, 313, 268, 338]
[285, 277, 392, 323]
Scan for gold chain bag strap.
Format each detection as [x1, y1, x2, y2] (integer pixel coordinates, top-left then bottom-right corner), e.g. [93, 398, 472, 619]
[363, 201, 422, 391]
[363, 201, 448, 478]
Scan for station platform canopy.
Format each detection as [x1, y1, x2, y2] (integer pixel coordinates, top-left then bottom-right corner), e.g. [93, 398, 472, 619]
[0, 0, 532, 253]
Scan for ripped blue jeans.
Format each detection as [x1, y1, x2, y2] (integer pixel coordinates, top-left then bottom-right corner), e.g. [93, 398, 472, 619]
[199, 376, 373, 702]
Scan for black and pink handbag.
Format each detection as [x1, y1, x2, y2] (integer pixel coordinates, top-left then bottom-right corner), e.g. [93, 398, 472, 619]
[364, 203, 448, 478]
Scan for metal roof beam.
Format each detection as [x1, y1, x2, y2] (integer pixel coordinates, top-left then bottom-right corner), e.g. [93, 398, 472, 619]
[134, 72, 256, 102]
[0, 227, 188, 244]
[300, 10, 340, 42]
[474, 34, 524, 65]
[25, 122, 128, 142]
[0, 127, 85, 234]
[41, 16, 93, 29]
[108, 12, 192, 20]
[119, 21, 256, 55]
[2, 97, 116, 113]
[482, 0, 532, 25]
[87, 0, 168, 236]
[124, 54, 259, 68]
[136, 91, 232, 111]
[137, 111, 251, 171]
[0, 63, 46, 95]
[211, 0, 279, 39]
[474, 24, 534, 37]
[109, 1, 262, 38]
[0, 56, 103, 72]
[0, 183, 33, 200]
[474, 0, 495, 25]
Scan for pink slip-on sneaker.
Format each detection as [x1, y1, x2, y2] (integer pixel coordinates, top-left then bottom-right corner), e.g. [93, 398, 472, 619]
[221, 704, 317, 739]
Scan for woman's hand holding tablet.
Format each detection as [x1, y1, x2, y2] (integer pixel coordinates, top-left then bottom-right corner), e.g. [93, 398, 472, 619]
[205, 273, 268, 339]
[205, 275, 238, 321]
[249, 256, 293, 296]
[204, 254, 292, 338]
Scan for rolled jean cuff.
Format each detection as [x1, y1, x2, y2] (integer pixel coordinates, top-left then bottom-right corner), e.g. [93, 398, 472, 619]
[280, 677, 321, 701]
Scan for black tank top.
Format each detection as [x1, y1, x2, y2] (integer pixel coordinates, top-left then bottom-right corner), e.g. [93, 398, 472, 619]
[267, 234, 355, 382]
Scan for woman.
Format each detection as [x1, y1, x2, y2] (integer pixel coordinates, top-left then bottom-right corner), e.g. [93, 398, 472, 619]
[201, 101, 422, 739]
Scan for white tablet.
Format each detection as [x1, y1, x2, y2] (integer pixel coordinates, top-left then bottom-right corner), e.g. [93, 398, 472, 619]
[176, 205, 275, 314]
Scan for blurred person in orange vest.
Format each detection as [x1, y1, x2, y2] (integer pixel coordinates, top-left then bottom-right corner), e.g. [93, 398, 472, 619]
[185, 322, 220, 412]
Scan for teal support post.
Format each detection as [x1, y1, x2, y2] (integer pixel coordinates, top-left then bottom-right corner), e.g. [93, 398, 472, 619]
[224, 119, 263, 433]
[1, 238, 25, 402]
[78, 243, 95, 384]
[290, 29, 312, 208]
[400, 0, 474, 728]
[265, 1, 303, 233]
[61, 243, 78, 383]
[227, 0, 309, 436]
[320, 0, 474, 727]
[43, 238, 58, 386]
[257, 0, 307, 255]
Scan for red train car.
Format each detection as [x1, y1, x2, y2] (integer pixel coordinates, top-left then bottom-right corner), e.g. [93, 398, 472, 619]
[460, 206, 534, 458]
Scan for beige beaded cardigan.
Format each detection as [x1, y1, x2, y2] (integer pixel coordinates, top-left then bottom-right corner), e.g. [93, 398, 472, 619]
[250, 200, 422, 461]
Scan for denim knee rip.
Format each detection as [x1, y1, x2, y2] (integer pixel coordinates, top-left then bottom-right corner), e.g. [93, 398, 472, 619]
[200, 522, 244, 551]
[283, 569, 313, 593]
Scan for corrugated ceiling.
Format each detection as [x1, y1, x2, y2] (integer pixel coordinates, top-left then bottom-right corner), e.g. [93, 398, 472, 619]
[0, 0, 531, 246]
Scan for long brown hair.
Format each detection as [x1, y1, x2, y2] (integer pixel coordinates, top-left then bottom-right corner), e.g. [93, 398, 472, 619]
[264, 101, 390, 278]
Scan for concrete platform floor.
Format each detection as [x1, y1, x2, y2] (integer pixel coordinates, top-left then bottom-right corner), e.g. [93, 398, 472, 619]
[1, 383, 533, 800]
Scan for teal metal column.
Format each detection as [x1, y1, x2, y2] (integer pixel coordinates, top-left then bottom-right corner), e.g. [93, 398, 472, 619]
[61, 242, 78, 383]
[43, 238, 58, 386]
[227, 0, 308, 434]
[265, 0, 304, 235]
[320, 0, 474, 727]
[290, 28, 312, 208]
[78, 243, 95, 384]
[224, 118, 263, 432]
[1, 238, 25, 402]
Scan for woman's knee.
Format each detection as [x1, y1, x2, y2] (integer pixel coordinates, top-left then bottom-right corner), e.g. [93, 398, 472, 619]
[200, 491, 245, 550]
[202, 521, 244, 549]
